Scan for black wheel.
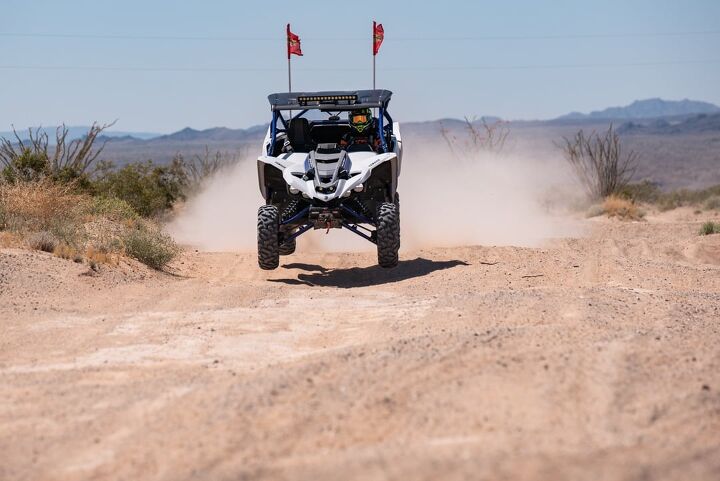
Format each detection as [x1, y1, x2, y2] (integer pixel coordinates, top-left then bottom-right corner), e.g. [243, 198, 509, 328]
[376, 202, 400, 268]
[279, 237, 296, 256]
[257, 205, 280, 270]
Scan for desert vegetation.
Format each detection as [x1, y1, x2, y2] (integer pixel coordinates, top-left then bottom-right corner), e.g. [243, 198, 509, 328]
[699, 221, 720, 235]
[440, 117, 510, 160]
[621, 180, 720, 212]
[0, 124, 238, 269]
[558, 124, 720, 221]
[584, 180, 720, 221]
[559, 124, 638, 200]
[585, 195, 645, 221]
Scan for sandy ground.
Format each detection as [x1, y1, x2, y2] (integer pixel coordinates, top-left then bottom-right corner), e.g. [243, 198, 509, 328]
[1, 211, 719, 481]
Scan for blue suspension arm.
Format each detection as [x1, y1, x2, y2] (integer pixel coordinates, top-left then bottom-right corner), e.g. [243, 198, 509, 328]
[280, 206, 310, 226]
[341, 222, 376, 244]
[340, 204, 374, 226]
[284, 223, 313, 242]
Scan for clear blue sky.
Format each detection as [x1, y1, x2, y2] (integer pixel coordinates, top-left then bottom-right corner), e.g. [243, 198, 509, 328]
[1, 0, 719, 132]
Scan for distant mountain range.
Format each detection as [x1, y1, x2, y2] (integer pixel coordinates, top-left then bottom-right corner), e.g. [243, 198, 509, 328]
[557, 98, 720, 120]
[617, 112, 720, 135]
[151, 125, 268, 142]
[0, 126, 160, 142]
[3, 98, 719, 146]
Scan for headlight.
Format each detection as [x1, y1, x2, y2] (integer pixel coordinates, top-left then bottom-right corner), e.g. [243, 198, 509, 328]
[289, 186, 300, 195]
[353, 183, 364, 192]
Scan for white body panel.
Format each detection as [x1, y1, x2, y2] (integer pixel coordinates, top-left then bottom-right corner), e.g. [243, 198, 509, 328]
[257, 122, 403, 202]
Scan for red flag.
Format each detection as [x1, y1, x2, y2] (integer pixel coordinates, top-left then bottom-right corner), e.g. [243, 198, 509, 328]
[287, 24, 303, 59]
[373, 21, 384, 56]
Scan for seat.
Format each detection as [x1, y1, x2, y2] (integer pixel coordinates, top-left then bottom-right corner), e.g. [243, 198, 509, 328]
[287, 118, 312, 152]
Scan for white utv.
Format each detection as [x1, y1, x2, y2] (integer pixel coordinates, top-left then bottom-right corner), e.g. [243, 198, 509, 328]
[256, 90, 402, 269]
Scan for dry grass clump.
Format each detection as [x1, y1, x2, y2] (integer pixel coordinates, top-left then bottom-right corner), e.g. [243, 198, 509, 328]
[700, 221, 720, 236]
[0, 180, 88, 234]
[26, 230, 58, 252]
[587, 195, 644, 220]
[85, 246, 117, 270]
[602, 195, 644, 220]
[54, 243, 83, 262]
[0, 230, 22, 248]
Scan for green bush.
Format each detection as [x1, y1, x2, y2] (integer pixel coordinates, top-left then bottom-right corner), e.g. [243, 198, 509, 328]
[123, 222, 180, 270]
[700, 221, 720, 236]
[93, 160, 188, 217]
[1, 148, 50, 183]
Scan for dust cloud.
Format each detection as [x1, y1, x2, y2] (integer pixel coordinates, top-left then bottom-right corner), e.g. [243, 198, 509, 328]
[167, 141, 583, 252]
[400, 141, 583, 249]
[167, 159, 259, 251]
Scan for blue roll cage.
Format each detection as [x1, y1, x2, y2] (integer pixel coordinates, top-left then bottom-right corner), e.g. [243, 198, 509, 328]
[268, 106, 393, 156]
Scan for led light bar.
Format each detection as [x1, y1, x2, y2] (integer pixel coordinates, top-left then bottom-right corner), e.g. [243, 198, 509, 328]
[298, 94, 357, 106]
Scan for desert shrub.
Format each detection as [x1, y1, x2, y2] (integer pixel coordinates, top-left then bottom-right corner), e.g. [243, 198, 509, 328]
[601, 195, 644, 220]
[0, 168, 182, 268]
[559, 125, 638, 200]
[49, 218, 89, 248]
[85, 245, 116, 268]
[1, 148, 50, 183]
[658, 185, 720, 211]
[53, 243, 82, 261]
[703, 195, 720, 210]
[0, 123, 113, 186]
[94, 160, 188, 217]
[26, 230, 58, 252]
[90, 196, 139, 221]
[0, 180, 89, 238]
[122, 222, 180, 270]
[620, 182, 720, 212]
[440, 117, 510, 161]
[175, 148, 240, 193]
[700, 221, 720, 235]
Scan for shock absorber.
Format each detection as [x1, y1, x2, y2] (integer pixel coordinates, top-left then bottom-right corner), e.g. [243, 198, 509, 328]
[281, 199, 302, 222]
[347, 198, 372, 219]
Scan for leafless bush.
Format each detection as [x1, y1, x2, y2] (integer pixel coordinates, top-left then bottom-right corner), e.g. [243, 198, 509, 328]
[175, 147, 241, 192]
[440, 117, 510, 160]
[558, 125, 638, 200]
[0, 122, 115, 183]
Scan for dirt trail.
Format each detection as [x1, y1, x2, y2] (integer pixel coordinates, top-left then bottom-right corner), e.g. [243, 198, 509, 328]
[1, 211, 719, 481]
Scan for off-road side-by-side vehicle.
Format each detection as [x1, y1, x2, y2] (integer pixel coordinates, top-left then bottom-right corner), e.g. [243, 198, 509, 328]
[256, 90, 402, 269]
